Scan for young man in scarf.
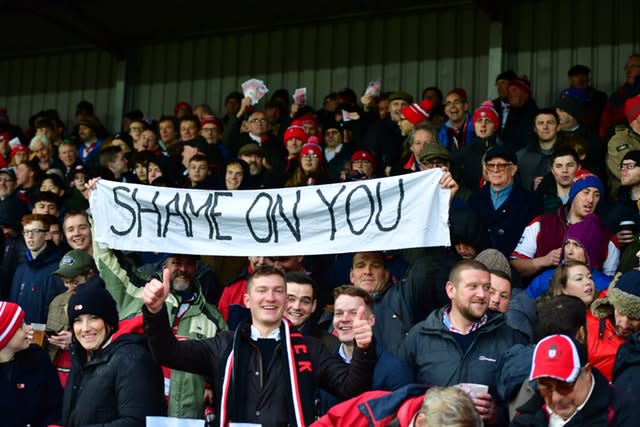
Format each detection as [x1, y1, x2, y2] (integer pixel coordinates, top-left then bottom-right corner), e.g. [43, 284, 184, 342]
[142, 265, 377, 426]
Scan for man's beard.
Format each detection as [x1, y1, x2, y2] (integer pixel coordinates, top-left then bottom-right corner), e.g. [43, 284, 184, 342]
[171, 274, 192, 292]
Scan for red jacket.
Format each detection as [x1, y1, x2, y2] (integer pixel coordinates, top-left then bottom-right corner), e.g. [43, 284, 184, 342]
[587, 298, 626, 382]
[312, 384, 428, 427]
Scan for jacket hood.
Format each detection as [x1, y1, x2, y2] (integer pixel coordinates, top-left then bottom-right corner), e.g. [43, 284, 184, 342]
[591, 273, 639, 319]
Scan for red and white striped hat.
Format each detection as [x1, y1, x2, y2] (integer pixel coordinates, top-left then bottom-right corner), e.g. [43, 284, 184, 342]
[0, 301, 24, 350]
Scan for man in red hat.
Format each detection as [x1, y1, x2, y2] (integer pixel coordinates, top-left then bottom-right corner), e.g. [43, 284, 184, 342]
[600, 54, 640, 139]
[511, 334, 634, 426]
[606, 95, 640, 195]
[502, 75, 538, 152]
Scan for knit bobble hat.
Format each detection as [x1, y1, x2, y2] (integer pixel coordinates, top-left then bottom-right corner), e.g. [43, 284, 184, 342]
[300, 143, 324, 163]
[0, 302, 24, 350]
[400, 99, 432, 125]
[283, 126, 309, 146]
[567, 170, 604, 208]
[472, 101, 499, 129]
[68, 285, 119, 332]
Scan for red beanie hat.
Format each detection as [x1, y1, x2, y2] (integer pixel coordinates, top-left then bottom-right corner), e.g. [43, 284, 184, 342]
[200, 115, 224, 132]
[509, 76, 531, 95]
[300, 142, 324, 163]
[350, 149, 376, 171]
[11, 144, 28, 160]
[291, 113, 318, 130]
[173, 101, 192, 117]
[283, 126, 309, 146]
[0, 301, 24, 350]
[400, 99, 433, 125]
[625, 96, 640, 124]
[472, 100, 500, 129]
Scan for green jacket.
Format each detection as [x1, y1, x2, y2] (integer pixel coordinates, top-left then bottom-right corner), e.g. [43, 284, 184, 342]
[93, 241, 228, 419]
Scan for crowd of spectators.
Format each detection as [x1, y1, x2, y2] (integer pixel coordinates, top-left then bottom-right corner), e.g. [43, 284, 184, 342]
[1, 54, 640, 426]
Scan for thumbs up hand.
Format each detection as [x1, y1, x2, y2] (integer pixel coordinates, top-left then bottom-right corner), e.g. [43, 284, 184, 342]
[142, 267, 171, 313]
[353, 305, 374, 350]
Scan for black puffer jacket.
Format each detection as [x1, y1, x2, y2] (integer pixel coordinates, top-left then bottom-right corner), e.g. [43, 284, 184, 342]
[62, 329, 164, 427]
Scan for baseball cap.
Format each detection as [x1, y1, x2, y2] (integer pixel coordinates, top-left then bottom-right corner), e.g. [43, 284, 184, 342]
[484, 145, 518, 165]
[238, 143, 264, 157]
[53, 250, 95, 278]
[0, 168, 16, 180]
[530, 335, 585, 382]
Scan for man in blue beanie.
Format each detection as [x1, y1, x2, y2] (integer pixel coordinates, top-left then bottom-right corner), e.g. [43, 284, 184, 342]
[511, 170, 619, 280]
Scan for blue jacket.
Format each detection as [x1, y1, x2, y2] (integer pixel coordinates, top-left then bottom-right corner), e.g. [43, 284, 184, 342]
[437, 116, 474, 150]
[469, 183, 543, 257]
[0, 345, 63, 427]
[9, 242, 64, 323]
[527, 268, 611, 299]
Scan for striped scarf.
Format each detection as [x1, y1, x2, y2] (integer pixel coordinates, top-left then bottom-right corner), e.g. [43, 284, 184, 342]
[219, 320, 314, 426]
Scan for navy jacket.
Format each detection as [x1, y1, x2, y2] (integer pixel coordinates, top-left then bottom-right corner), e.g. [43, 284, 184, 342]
[511, 369, 635, 427]
[9, 241, 64, 323]
[469, 183, 542, 258]
[0, 345, 62, 427]
[613, 331, 640, 398]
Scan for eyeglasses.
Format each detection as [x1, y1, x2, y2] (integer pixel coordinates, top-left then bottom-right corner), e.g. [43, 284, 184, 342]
[249, 118, 267, 124]
[537, 369, 583, 397]
[620, 162, 639, 170]
[129, 126, 144, 132]
[22, 228, 48, 236]
[302, 154, 319, 159]
[0, 177, 15, 183]
[485, 162, 512, 171]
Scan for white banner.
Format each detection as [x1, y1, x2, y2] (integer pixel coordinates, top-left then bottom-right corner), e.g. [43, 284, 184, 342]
[90, 169, 450, 256]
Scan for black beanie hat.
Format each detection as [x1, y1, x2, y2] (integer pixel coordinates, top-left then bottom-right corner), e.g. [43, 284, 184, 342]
[68, 285, 119, 331]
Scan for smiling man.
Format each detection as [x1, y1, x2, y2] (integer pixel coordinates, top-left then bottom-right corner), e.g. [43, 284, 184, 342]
[349, 247, 447, 355]
[400, 260, 526, 426]
[142, 265, 376, 426]
[284, 272, 338, 352]
[63, 211, 93, 255]
[468, 145, 543, 257]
